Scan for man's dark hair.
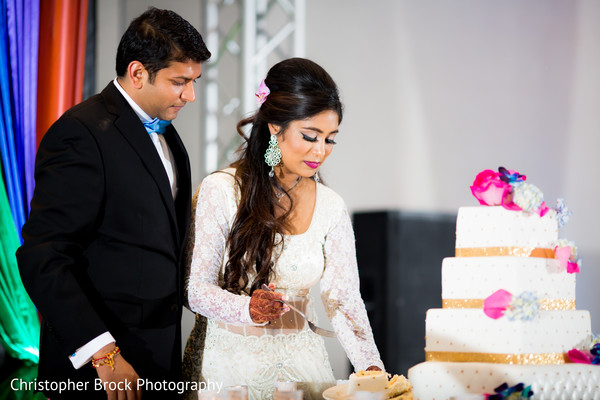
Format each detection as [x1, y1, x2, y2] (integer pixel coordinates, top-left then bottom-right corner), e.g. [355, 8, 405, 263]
[116, 7, 211, 82]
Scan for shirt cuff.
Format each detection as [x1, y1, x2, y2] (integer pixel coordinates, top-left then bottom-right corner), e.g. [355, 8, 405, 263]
[68, 332, 116, 369]
[242, 297, 268, 326]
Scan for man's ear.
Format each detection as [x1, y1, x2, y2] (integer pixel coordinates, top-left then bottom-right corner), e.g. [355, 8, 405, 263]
[127, 61, 147, 89]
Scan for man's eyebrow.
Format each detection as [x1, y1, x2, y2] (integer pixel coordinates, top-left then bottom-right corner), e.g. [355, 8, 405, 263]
[172, 74, 202, 81]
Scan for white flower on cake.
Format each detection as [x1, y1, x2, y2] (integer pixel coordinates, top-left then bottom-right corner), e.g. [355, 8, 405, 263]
[511, 182, 545, 214]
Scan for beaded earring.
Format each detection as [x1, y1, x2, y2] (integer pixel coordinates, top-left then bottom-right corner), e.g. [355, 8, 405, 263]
[313, 173, 320, 183]
[264, 134, 282, 178]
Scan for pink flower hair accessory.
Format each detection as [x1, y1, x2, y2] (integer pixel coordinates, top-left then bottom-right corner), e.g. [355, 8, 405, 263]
[255, 79, 270, 105]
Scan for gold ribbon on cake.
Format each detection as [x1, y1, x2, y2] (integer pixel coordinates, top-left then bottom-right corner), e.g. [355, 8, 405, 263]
[455, 247, 555, 258]
[442, 298, 576, 310]
[425, 351, 570, 364]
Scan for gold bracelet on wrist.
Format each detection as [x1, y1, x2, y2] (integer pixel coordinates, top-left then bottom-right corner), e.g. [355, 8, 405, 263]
[91, 346, 121, 371]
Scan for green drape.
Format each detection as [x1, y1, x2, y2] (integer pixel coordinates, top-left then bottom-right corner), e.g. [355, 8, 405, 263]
[0, 172, 39, 364]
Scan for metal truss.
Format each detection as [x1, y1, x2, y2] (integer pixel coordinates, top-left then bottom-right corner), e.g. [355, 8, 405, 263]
[201, 0, 306, 175]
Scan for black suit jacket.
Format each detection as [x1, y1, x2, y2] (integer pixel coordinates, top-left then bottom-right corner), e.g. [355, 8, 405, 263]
[17, 82, 191, 398]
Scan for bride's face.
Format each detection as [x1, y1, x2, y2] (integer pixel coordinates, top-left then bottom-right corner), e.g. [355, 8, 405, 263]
[269, 110, 339, 180]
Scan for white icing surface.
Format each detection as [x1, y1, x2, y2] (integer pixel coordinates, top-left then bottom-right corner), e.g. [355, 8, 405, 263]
[408, 362, 600, 400]
[441, 257, 575, 301]
[425, 309, 591, 354]
[455, 207, 558, 249]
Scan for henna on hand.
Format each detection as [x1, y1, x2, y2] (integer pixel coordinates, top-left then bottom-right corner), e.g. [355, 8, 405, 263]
[249, 288, 289, 324]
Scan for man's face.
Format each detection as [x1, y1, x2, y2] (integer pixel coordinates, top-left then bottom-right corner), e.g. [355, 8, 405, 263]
[137, 60, 203, 121]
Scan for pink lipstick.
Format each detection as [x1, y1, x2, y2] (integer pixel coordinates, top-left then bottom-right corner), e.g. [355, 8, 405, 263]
[304, 161, 320, 169]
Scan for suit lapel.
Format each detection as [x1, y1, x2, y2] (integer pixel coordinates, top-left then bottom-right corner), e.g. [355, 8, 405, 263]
[163, 126, 191, 245]
[101, 83, 180, 242]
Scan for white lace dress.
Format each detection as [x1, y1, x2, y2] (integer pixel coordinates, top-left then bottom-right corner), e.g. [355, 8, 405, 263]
[185, 169, 384, 399]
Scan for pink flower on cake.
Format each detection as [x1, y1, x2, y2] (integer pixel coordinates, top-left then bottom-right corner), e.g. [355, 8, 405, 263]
[470, 170, 514, 208]
[567, 349, 593, 364]
[483, 289, 540, 321]
[483, 289, 512, 319]
[555, 245, 573, 272]
[537, 201, 550, 217]
[471, 167, 557, 217]
[555, 240, 582, 274]
[567, 261, 580, 274]
[569, 338, 600, 365]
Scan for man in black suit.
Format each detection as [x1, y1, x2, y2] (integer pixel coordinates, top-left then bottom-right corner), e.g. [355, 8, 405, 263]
[17, 8, 210, 399]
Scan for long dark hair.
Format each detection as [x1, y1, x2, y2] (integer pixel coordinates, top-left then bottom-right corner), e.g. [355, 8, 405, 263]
[223, 58, 343, 295]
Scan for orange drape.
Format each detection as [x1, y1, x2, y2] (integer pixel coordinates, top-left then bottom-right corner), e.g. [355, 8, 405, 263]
[36, 0, 88, 145]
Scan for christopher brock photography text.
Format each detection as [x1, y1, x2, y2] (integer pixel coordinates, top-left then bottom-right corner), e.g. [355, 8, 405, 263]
[10, 378, 224, 395]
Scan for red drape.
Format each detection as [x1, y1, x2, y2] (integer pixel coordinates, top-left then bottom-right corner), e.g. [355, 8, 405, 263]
[36, 0, 88, 145]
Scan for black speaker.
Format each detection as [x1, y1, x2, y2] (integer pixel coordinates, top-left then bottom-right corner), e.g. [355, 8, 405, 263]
[353, 210, 456, 375]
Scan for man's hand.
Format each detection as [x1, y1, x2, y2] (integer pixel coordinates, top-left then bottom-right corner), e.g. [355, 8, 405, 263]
[93, 344, 141, 400]
[249, 283, 289, 324]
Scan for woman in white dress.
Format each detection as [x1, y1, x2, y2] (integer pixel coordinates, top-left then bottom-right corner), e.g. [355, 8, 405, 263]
[184, 58, 384, 399]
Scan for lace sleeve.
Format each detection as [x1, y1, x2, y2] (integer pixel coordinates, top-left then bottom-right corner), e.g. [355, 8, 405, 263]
[320, 205, 385, 372]
[186, 176, 256, 326]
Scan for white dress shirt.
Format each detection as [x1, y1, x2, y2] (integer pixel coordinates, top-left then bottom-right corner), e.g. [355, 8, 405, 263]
[68, 79, 179, 369]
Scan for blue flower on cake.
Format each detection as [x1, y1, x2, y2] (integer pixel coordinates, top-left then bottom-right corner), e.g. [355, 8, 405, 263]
[498, 166, 525, 184]
[485, 382, 533, 399]
[554, 198, 572, 228]
[504, 292, 541, 321]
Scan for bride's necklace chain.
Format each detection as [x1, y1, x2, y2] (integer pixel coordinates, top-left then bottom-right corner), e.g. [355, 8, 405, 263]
[275, 176, 302, 201]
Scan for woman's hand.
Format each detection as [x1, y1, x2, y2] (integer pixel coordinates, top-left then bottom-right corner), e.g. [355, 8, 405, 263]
[249, 284, 290, 324]
[365, 365, 382, 371]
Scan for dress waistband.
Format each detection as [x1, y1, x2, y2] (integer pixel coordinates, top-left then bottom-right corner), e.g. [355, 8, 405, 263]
[217, 290, 313, 336]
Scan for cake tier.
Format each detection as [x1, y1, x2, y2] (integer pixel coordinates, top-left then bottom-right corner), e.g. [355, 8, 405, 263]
[455, 207, 558, 251]
[408, 362, 600, 400]
[441, 257, 575, 309]
[425, 309, 590, 361]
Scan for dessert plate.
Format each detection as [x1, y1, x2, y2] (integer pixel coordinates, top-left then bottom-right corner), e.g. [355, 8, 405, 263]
[322, 383, 351, 400]
[322, 383, 413, 400]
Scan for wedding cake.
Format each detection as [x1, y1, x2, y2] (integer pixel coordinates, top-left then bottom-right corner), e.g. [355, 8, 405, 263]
[408, 168, 600, 399]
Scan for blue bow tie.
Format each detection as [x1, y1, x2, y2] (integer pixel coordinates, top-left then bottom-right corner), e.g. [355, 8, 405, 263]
[143, 118, 171, 135]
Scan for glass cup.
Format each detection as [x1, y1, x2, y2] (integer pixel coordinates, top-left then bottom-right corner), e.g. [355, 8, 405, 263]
[273, 389, 303, 400]
[198, 390, 222, 400]
[222, 385, 249, 400]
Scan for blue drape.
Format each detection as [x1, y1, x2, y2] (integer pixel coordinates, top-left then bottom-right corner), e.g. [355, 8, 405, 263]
[7, 0, 38, 216]
[0, 0, 26, 237]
